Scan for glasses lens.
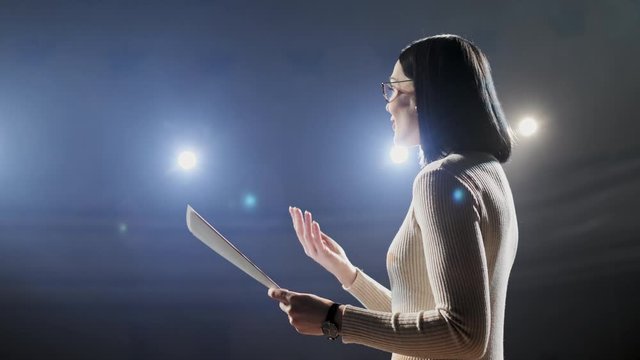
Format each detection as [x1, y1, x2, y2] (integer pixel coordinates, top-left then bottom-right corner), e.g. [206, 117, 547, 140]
[382, 83, 396, 102]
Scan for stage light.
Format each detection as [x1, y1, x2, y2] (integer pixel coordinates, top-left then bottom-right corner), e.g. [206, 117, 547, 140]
[518, 117, 538, 137]
[178, 150, 197, 170]
[118, 222, 128, 233]
[390, 145, 408, 164]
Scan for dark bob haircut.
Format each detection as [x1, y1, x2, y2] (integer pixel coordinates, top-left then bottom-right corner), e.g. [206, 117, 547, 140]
[398, 34, 516, 167]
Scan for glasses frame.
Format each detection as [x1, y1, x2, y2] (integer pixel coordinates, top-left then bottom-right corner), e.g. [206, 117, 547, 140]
[381, 79, 413, 103]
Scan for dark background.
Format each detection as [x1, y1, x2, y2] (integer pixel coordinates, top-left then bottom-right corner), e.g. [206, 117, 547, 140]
[1, 0, 639, 359]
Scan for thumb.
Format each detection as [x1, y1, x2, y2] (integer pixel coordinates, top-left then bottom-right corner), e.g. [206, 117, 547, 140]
[268, 288, 291, 304]
[321, 233, 339, 251]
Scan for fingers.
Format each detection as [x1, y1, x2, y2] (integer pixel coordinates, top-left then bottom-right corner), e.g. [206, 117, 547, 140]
[305, 210, 321, 254]
[312, 221, 325, 251]
[269, 288, 297, 322]
[290, 207, 310, 252]
[303, 211, 311, 246]
[279, 302, 290, 313]
[268, 288, 292, 305]
[291, 207, 305, 242]
[320, 232, 336, 252]
[290, 207, 319, 255]
[269, 288, 293, 316]
[289, 207, 301, 238]
[269, 288, 320, 334]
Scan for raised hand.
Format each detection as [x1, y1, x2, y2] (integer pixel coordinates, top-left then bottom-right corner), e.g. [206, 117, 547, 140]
[288, 206, 356, 286]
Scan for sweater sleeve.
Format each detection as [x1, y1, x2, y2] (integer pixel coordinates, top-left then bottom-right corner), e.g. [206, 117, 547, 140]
[341, 267, 392, 312]
[339, 168, 491, 359]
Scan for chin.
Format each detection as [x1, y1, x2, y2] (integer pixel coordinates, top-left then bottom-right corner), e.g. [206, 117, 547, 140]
[394, 136, 418, 148]
[393, 133, 406, 146]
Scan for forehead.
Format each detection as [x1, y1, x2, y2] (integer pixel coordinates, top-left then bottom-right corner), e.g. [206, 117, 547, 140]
[390, 60, 408, 80]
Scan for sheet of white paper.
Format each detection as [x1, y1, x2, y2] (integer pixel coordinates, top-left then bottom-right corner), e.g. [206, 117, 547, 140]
[186, 205, 281, 289]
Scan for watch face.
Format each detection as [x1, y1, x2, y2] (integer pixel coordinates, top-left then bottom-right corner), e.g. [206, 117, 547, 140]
[322, 321, 339, 337]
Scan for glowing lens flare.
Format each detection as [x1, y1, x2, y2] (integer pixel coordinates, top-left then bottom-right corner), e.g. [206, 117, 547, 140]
[518, 117, 538, 137]
[178, 151, 197, 170]
[390, 145, 409, 164]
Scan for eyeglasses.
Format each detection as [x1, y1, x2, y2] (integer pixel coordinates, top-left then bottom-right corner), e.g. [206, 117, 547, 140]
[381, 79, 413, 103]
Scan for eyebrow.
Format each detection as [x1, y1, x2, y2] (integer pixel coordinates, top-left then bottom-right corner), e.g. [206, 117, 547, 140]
[389, 76, 397, 81]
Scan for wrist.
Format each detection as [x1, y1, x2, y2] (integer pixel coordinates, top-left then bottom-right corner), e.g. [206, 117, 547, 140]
[334, 304, 345, 333]
[337, 263, 357, 288]
[322, 302, 343, 340]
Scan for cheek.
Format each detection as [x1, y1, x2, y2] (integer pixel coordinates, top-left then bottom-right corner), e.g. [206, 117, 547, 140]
[398, 94, 412, 106]
[388, 99, 400, 113]
[390, 96, 412, 115]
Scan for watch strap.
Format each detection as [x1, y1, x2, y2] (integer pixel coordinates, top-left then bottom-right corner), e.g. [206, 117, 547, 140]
[325, 303, 341, 323]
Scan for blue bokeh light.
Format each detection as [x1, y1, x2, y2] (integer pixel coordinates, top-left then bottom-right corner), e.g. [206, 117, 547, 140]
[452, 188, 465, 203]
[243, 193, 257, 209]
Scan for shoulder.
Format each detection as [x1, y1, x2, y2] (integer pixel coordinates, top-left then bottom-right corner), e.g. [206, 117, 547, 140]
[415, 150, 498, 182]
[412, 167, 476, 208]
[412, 152, 492, 209]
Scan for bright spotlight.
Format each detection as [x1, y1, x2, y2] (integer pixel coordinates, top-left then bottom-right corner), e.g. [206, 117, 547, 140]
[390, 145, 409, 164]
[518, 117, 538, 137]
[178, 151, 197, 170]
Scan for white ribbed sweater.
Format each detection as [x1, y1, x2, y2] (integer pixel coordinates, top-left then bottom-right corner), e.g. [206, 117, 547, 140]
[340, 151, 518, 360]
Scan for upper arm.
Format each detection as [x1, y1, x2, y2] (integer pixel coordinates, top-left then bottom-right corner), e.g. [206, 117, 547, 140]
[411, 168, 490, 352]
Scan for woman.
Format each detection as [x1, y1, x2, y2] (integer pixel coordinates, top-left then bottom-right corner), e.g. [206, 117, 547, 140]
[268, 34, 518, 360]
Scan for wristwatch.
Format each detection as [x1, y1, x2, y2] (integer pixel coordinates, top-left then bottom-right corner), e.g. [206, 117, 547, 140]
[321, 303, 342, 340]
